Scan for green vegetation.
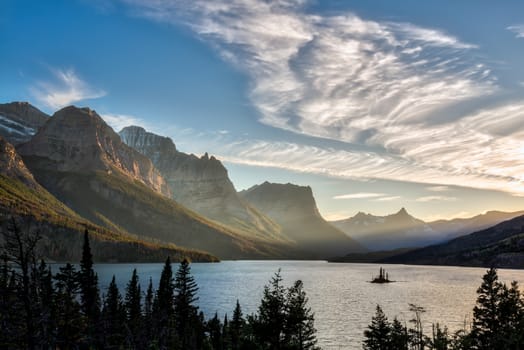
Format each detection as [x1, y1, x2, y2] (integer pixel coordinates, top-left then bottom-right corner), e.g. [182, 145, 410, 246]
[0, 174, 218, 262]
[364, 267, 524, 349]
[0, 224, 318, 349]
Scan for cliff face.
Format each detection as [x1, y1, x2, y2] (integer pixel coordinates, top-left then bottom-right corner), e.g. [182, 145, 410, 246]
[19, 107, 169, 196]
[14, 108, 286, 259]
[0, 136, 39, 189]
[119, 126, 281, 240]
[240, 182, 366, 258]
[0, 102, 49, 145]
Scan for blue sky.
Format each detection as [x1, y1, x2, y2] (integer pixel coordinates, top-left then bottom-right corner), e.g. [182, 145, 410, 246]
[2, 0, 524, 221]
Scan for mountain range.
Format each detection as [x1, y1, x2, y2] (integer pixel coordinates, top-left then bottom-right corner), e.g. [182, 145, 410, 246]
[0, 102, 365, 261]
[2, 101, 523, 266]
[331, 208, 524, 251]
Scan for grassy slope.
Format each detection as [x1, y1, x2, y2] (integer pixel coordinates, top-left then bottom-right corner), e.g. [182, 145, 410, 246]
[0, 174, 218, 262]
[22, 158, 292, 259]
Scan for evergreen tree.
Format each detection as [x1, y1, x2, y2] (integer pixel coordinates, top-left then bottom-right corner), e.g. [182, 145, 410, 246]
[207, 312, 223, 350]
[471, 267, 504, 350]
[363, 305, 391, 350]
[429, 323, 450, 350]
[125, 268, 142, 349]
[102, 275, 126, 349]
[284, 280, 318, 350]
[54, 263, 84, 349]
[252, 270, 287, 349]
[143, 277, 155, 344]
[153, 257, 177, 348]
[223, 314, 231, 350]
[497, 281, 524, 348]
[174, 258, 201, 349]
[230, 300, 245, 350]
[79, 229, 100, 347]
[389, 318, 408, 350]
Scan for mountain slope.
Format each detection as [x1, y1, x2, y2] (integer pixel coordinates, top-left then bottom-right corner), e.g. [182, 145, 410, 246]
[331, 208, 437, 250]
[119, 126, 282, 241]
[240, 182, 366, 258]
[18, 106, 289, 259]
[0, 136, 216, 262]
[428, 210, 524, 240]
[384, 215, 524, 268]
[0, 102, 49, 145]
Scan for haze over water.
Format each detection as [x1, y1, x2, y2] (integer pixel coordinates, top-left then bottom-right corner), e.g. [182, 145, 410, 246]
[93, 261, 524, 350]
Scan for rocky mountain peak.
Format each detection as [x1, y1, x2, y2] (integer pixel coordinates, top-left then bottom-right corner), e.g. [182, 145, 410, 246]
[0, 136, 39, 189]
[120, 126, 280, 239]
[241, 182, 320, 219]
[0, 101, 49, 145]
[19, 106, 170, 196]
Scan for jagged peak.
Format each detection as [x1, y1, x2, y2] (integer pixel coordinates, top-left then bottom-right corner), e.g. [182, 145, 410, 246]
[396, 207, 409, 215]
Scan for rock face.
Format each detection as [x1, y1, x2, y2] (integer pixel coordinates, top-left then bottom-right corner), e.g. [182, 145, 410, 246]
[0, 102, 49, 145]
[119, 126, 281, 240]
[240, 182, 366, 258]
[16, 107, 287, 259]
[0, 136, 39, 189]
[19, 106, 169, 196]
[331, 208, 437, 251]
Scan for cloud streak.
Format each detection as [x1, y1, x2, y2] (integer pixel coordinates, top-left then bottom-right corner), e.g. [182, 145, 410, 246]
[31, 68, 106, 109]
[334, 192, 385, 200]
[508, 25, 524, 39]
[118, 0, 524, 195]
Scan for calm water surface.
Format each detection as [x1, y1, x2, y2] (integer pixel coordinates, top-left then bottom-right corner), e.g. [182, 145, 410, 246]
[92, 261, 524, 350]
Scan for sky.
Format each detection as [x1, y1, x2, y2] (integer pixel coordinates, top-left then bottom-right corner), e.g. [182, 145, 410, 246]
[2, 0, 524, 221]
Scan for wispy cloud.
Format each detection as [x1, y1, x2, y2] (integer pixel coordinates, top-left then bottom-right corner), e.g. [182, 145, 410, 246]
[31, 68, 106, 109]
[508, 25, 524, 39]
[415, 195, 457, 202]
[427, 185, 451, 192]
[375, 196, 401, 201]
[117, 1, 524, 195]
[101, 113, 148, 131]
[334, 192, 385, 200]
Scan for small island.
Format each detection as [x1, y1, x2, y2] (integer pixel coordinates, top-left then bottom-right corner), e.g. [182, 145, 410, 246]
[371, 267, 393, 283]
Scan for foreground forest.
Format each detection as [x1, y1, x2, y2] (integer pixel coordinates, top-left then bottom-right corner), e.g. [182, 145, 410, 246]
[1, 216, 524, 349]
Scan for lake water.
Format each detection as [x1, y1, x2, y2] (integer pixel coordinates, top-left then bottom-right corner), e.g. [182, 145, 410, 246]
[92, 261, 524, 350]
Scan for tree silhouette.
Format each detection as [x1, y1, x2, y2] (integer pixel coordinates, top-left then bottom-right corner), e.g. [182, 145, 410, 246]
[363, 305, 391, 350]
[285, 280, 318, 350]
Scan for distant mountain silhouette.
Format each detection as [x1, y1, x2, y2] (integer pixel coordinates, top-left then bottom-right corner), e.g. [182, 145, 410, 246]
[384, 214, 524, 268]
[240, 182, 366, 258]
[331, 208, 524, 251]
[331, 208, 437, 250]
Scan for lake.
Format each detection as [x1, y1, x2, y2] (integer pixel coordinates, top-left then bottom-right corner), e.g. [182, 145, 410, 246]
[92, 261, 524, 350]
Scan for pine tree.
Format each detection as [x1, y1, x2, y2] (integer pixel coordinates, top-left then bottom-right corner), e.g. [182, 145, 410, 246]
[125, 269, 142, 349]
[230, 300, 245, 350]
[497, 281, 524, 348]
[174, 258, 201, 349]
[363, 305, 391, 350]
[153, 257, 177, 348]
[79, 229, 100, 347]
[54, 263, 84, 349]
[389, 318, 408, 350]
[471, 268, 504, 350]
[102, 275, 126, 349]
[284, 280, 318, 350]
[207, 312, 223, 350]
[252, 270, 287, 349]
[143, 277, 154, 345]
